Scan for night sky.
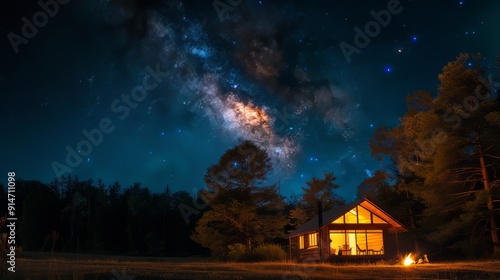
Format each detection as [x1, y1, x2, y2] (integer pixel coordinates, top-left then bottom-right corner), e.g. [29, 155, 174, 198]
[1, 0, 499, 200]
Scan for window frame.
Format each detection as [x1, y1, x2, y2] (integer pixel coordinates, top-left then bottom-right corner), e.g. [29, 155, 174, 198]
[308, 233, 318, 247]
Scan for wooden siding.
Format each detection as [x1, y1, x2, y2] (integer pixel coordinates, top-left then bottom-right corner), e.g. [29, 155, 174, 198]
[299, 247, 320, 262]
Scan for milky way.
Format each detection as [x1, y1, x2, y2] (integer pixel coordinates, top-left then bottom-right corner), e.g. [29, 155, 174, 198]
[98, 2, 361, 183]
[1, 0, 498, 199]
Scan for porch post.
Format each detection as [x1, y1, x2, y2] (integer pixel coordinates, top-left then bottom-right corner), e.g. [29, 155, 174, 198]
[288, 237, 292, 262]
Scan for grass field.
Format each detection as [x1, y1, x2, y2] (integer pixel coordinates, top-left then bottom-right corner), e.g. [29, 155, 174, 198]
[2, 252, 500, 279]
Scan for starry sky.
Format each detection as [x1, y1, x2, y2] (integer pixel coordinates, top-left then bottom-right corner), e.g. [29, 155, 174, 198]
[1, 0, 499, 200]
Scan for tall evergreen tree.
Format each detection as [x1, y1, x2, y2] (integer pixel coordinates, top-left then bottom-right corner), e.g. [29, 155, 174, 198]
[191, 140, 287, 259]
[371, 54, 500, 257]
[289, 171, 344, 228]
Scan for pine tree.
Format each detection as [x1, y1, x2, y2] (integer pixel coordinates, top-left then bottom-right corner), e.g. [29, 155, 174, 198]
[191, 140, 287, 259]
[289, 171, 345, 227]
[371, 54, 500, 257]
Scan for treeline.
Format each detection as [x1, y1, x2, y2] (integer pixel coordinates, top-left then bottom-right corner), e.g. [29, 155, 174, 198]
[0, 167, 347, 259]
[0, 177, 206, 256]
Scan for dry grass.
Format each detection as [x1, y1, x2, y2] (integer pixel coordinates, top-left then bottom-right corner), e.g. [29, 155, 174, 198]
[4, 253, 500, 279]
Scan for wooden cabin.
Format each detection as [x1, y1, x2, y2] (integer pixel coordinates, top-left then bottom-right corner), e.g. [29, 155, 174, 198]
[288, 198, 407, 262]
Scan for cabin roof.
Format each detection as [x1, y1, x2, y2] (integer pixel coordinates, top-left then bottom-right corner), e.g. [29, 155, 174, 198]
[288, 198, 407, 238]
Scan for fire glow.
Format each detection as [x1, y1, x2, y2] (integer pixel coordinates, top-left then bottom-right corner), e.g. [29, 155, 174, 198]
[403, 253, 415, 266]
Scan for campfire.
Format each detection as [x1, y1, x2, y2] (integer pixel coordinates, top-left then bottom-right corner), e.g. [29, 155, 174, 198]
[403, 253, 415, 266]
[403, 253, 429, 265]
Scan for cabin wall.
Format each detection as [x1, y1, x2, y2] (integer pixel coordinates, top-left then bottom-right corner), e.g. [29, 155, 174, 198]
[290, 236, 300, 261]
[299, 247, 320, 262]
[292, 229, 402, 261]
[383, 229, 401, 259]
[320, 227, 330, 259]
[290, 233, 324, 262]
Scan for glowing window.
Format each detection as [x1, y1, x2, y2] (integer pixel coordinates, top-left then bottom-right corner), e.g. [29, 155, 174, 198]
[299, 235, 305, 249]
[331, 205, 389, 225]
[345, 208, 358, 223]
[329, 230, 384, 255]
[367, 230, 384, 253]
[357, 206, 372, 224]
[332, 215, 344, 224]
[356, 230, 367, 250]
[309, 233, 318, 247]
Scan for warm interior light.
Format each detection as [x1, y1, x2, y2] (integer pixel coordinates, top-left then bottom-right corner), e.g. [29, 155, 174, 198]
[403, 253, 415, 266]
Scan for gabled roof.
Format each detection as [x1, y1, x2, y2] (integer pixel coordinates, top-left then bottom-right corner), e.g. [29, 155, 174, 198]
[288, 198, 407, 238]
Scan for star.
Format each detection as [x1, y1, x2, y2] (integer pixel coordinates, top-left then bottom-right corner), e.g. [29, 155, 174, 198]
[5, 0, 497, 212]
